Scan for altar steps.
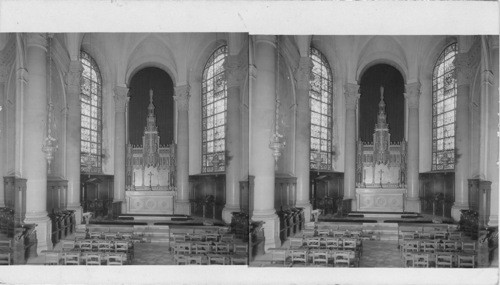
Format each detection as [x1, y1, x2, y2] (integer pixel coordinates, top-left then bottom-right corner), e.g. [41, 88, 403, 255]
[347, 211, 421, 220]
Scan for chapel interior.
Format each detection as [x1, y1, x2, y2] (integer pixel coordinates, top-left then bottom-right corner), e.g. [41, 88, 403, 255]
[0, 33, 250, 266]
[0, 33, 498, 269]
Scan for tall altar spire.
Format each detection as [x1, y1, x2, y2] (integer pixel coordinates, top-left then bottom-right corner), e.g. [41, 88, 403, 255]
[373, 85, 391, 165]
[143, 89, 160, 167]
[146, 89, 158, 133]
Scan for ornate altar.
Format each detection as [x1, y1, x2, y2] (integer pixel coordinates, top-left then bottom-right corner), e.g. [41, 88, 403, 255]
[125, 90, 176, 214]
[355, 87, 407, 212]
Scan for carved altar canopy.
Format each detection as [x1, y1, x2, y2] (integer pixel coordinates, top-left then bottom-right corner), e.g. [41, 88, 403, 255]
[355, 86, 407, 212]
[125, 90, 176, 214]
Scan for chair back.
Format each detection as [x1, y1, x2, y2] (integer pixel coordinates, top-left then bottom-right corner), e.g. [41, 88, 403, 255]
[64, 252, 80, 265]
[435, 254, 453, 268]
[412, 254, 429, 268]
[230, 256, 247, 265]
[98, 241, 112, 252]
[306, 237, 321, 249]
[326, 238, 342, 250]
[457, 255, 475, 268]
[343, 238, 357, 250]
[269, 248, 288, 264]
[0, 253, 11, 265]
[461, 242, 476, 252]
[208, 255, 226, 265]
[85, 253, 101, 265]
[220, 234, 235, 243]
[44, 251, 61, 265]
[288, 237, 304, 249]
[290, 249, 308, 264]
[62, 240, 76, 251]
[186, 255, 203, 265]
[214, 243, 230, 254]
[106, 254, 123, 265]
[333, 251, 351, 267]
[234, 243, 248, 254]
[311, 250, 328, 265]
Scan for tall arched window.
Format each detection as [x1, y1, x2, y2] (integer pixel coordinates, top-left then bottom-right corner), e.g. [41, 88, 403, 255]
[80, 50, 103, 173]
[201, 45, 228, 173]
[309, 47, 333, 170]
[432, 43, 457, 171]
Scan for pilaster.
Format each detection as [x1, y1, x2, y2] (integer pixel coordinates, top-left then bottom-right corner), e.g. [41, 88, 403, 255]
[404, 82, 421, 213]
[113, 85, 129, 212]
[344, 83, 359, 210]
[174, 84, 191, 215]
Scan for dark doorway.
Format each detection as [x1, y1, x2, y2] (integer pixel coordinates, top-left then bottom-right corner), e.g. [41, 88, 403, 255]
[128, 67, 174, 145]
[359, 64, 405, 142]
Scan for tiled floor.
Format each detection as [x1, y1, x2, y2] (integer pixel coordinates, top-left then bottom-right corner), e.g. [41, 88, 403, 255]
[132, 242, 174, 265]
[358, 240, 402, 267]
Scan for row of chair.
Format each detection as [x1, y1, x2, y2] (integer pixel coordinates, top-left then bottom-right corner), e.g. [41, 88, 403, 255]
[289, 236, 362, 253]
[171, 233, 235, 244]
[173, 242, 248, 256]
[300, 228, 364, 238]
[400, 239, 476, 255]
[399, 230, 463, 241]
[75, 230, 140, 242]
[402, 252, 476, 268]
[269, 248, 358, 267]
[174, 253, 247, 265]
[44, 251, 126, 265]
[61, 239, 133, 261]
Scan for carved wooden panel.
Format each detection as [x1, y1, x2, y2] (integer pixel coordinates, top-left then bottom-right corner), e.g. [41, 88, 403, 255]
[126, 191, 174, 215]
[356, 188, 406, 212]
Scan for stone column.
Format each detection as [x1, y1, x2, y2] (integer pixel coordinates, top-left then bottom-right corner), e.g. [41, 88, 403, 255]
[294, 56, 313, 222]
[344, 83, 359, 210]
[113, 86, 128, 212]
[221, 55, 245, 223]
[23, 33, 52, 252]
[404, 82, 421, 213]
[65, 60, 83, 224]
[174, 84, 190, 215]
[451, 44, 479, 221]
[251, 35, 279, 250]
[487, 36, 499, 227]
[0, 65, 7, 208]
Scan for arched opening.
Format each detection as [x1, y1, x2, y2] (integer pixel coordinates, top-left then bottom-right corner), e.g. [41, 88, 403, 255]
[128, 67, 174, 145]
[359, 64, 405, 142]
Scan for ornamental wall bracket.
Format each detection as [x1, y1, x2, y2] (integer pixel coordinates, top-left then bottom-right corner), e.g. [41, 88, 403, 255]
[174, 85, 191, 112]
[294, 57, 313, 91]
[113, 86, 129, 113]
[65, 60, 83, 95]
[344, 83, 360, 110]
[224, 55, 246, 89]
[404, 82, 421, 109]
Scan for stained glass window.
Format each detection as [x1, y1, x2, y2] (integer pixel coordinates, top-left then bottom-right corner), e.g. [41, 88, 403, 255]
[432, 43, 457, 171]
[202, 45, 227, 173]
[80, 51, 102, 173]
[309, 47, 333, 170]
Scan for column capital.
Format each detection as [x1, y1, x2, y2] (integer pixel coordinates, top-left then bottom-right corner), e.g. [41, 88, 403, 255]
[16, 68, 28, 85]
[224, 55, 246, 88]
[174, 84, 191, 111]
[344, 83, 360, 110]
[65, 60, 82, 95]
[113, 86, 129, 113]
[404, 82, 421, 109]
[294, 57, 313, 91]
[249, 64, 257, 80]
[481, 70, 494, 86]
[454, 42, 480, 86]
[26, 33, 48, 51]
[254, 35, 277, 47]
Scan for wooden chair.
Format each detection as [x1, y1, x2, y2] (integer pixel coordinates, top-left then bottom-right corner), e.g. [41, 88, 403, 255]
[44, 251, 61, 265]
[402, 240, 420, 256]
[448, 231, 462, 241]
[194, 243, 211, 254]
[433, 231, 447, 240]
[234, 243, 248, 255]
[106, 254, 123, 265]
[174, 242, 191, 255]
[214, 243, 230, 254]
[316, 229, 330, 237]
[402, 252, 413, 268]
[85, 253, 101, 265]
[97, 241, 113, 252]
[418, 232, 431, 239]
[290, 249, 308, 265]
[401, 231, 415, 240]
[302, 229, 316, 237]
[75, 232, 87, 240]
[325, 238, 342, 250]
[435, 253, 453, 268]
[189, 234, 204, 242]
[79, 240, 93, 252]
[412, 254, 429, 268]
[343, 238, 357, 251]
[332, 231, 345, 238]
[0, 253, 11, 265]
[89, 232, 102, 239]
[269, 248, 288, 265]
[186, 255, 204, 265]
[174, 254, 188, 265]
[461, 242, 476, 253]
[62, 240, 76, 252]
[104, 233, 117, 240]
[64, 252, 80, 265]
[220, 234, 235, 243]
[208, 255, 226, 265]
[230, 256, 248, 265]
[350, 231, 361, 238]
[0, 240, 11, 251]
[421, 241, 437, 253]
[443, 241, 457, 252]
[306, 237, 321, 249]
[457, 255, 475, 268]
[205, 234, 219, 242]
[333, 251, 351, 267]
[288, 237, 304, 249]
[311, 250, 329, 266]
